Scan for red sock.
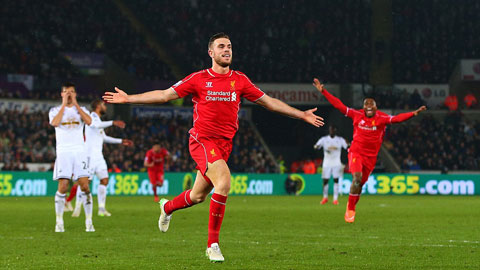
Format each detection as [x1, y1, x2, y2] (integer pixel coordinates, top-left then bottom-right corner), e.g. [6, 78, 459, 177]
[347, 194, 360, 211]
[164, 190, 194, 215]
[208, 193, 227, 247]
[66, 184, 78, 202]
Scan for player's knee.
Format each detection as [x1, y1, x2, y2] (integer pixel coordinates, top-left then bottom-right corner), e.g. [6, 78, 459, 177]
[352, 173, 362, 187]
[100, 178, 109, 186]
[57, 179, 69, 193]
[79, 182, 90, 193]
[80, 185, 90, 193]
[214, 180, 230, 195]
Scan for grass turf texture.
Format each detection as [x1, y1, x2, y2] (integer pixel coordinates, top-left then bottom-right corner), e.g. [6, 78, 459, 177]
[0, 195, 479, 269]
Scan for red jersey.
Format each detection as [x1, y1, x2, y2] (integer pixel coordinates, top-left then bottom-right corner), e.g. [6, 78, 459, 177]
[172, 69, 265, 139]
[322, 90, 414, 157]
[145, 148, 169, 172]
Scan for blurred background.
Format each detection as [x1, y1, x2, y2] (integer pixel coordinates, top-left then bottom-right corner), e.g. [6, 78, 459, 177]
[1, 0, 479, 175]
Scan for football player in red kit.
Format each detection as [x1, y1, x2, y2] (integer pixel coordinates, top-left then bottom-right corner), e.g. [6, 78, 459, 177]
[104, 33, 324, 262]
[144, 144, 170, 202]
[313, 78, 426, 223]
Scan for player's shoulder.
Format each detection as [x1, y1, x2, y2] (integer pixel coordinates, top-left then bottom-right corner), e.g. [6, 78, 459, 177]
[232, 70, 250, 80]
[78, 106, 89, 112]
[173, 70, 207, 88]
[186, 70, 208, 80]
[376, 111, 392, 119]
[233, 70, 245, 76]
[49, 105, 61, 112]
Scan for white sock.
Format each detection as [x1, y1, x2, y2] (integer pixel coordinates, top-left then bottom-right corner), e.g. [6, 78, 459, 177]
[98, 184, 107, 210]
[323, 183, 329, 198]
[83, 192, 93, 222]
[55, 191, 66, 224]
[74, 185, 82, 211]
[333, 183, 339, 201]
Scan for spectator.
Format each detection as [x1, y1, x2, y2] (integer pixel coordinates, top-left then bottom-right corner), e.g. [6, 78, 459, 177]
[392, 0, 480, 83]
[386, 113, 480, 171]
[302, 159, 316, 174]
[444, 93, 458, 111]
[409, 89, 424, 109]
[464, 91, 478, 109]
[277, 155, 286, 174]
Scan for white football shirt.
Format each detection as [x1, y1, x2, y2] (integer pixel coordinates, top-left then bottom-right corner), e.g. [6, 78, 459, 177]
[85, 111, 122, 157]
[314, 135, 348, 167]
[49, 105, 89, 153]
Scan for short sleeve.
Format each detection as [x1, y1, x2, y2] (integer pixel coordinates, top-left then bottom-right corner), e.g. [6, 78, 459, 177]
[237, 72, 265, 102]
[145, 151, 151, 162]
[48, 107, 59, 124]
[171, 72, 200, 98]
[90, 112, 99, 125]
[341, 138, 348, 149]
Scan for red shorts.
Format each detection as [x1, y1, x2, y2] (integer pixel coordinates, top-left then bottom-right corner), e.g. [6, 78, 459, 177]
[348, 152, 377, 185]
[148, 170, 164, 186]
[189, 131, 233, 181]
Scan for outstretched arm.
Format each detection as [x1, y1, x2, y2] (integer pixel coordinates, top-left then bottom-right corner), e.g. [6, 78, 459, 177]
[103, 87, 180, 104]
[313, 138, 323, 150]
[90, 114, 113, 129]
[103, 133, 134, 146]
[255, 95, 324, 127]
[312, 78, 348, 115]
[390, 106, 427, 124]
[103, 134, 122, 144]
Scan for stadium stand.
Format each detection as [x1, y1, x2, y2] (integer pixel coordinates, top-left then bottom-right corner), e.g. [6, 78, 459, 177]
[392, 0, 480, 83]
[0, 109, 276, 173]
[385, 112, 480, 171]
[125, 0, 371, 83]
[1, 0, 479, 174]
[0, 0, 176, 89]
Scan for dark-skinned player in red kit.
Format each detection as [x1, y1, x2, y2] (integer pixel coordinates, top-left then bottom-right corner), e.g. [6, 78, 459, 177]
[313, 78, 426, 223]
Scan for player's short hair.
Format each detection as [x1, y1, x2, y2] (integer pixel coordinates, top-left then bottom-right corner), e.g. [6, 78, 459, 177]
[61, 82, 75, 91]
[91, 99, 103, 110]
[329, 125, 337, 130]
[208, 32, 230, 49]
[363, 96, 376, 101]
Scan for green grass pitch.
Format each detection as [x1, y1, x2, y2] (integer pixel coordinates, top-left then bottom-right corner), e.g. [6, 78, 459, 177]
[1, 195, 479, 269]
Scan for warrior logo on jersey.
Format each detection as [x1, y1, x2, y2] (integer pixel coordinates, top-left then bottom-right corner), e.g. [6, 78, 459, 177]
[206, 82, 213, 88]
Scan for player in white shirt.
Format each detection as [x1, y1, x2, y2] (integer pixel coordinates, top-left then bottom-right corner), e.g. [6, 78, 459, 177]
[314, 125, 348, 205]
[49, 82, 93, 232]
[72, 99, 133, 217]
